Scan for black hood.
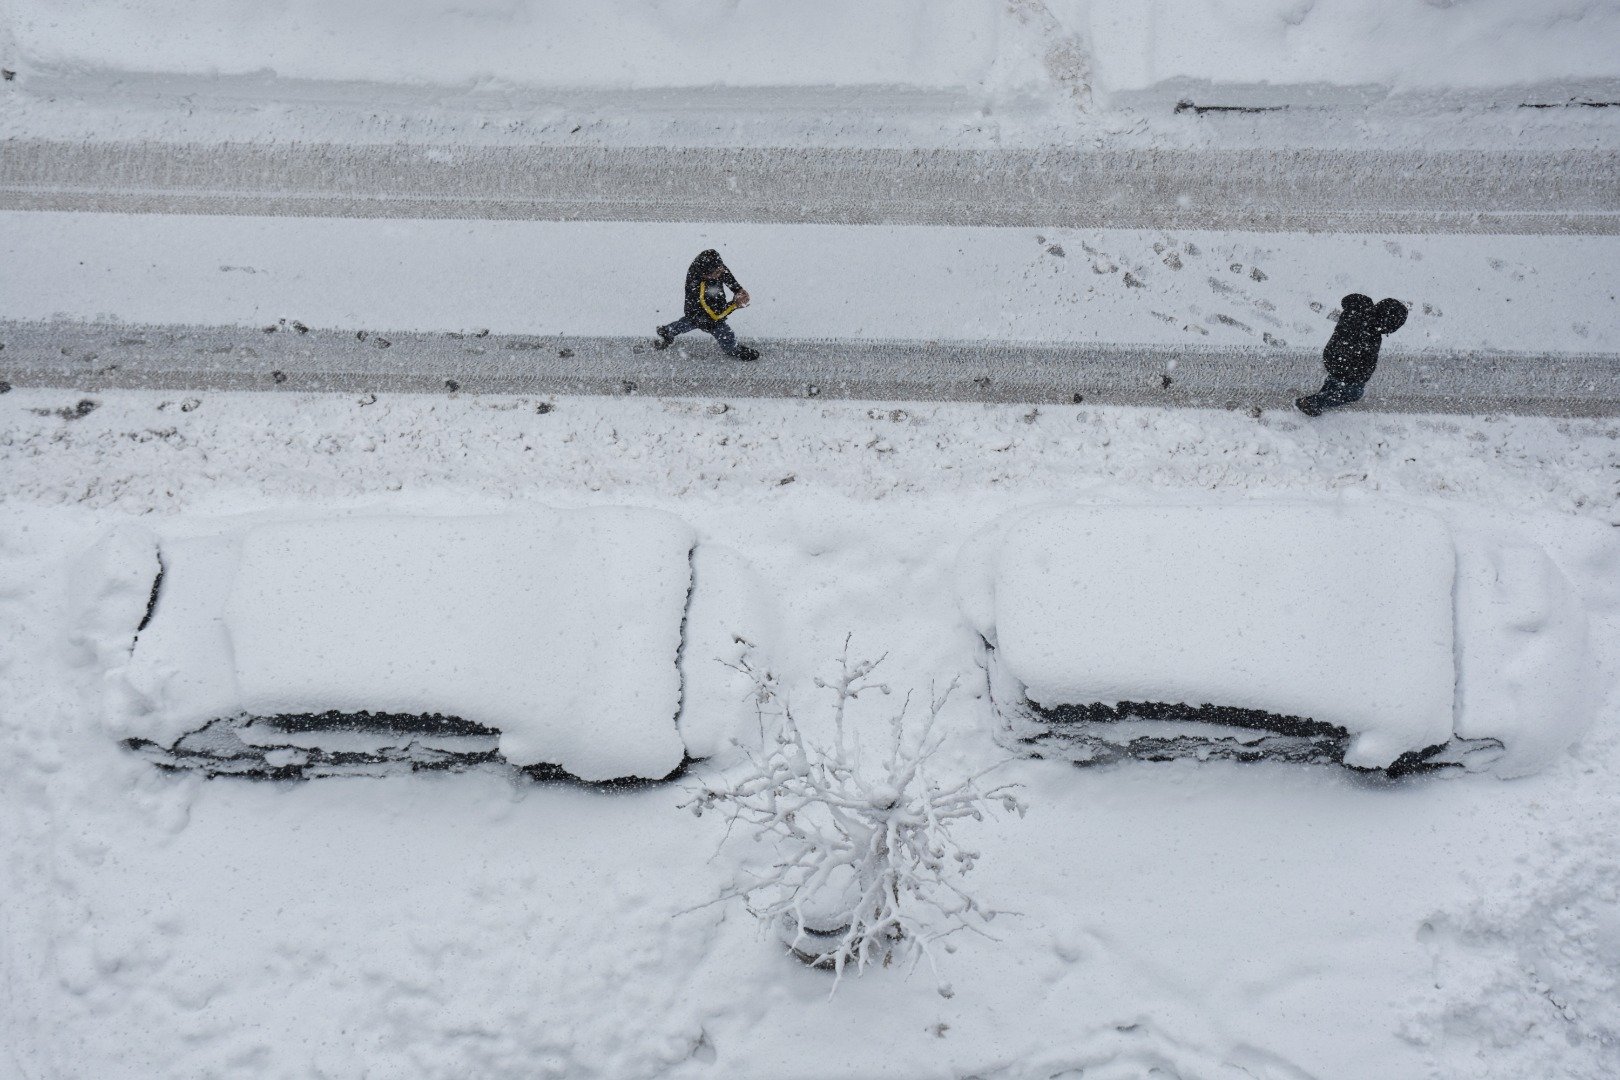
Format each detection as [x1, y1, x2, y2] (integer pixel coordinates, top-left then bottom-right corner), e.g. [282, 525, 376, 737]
[690, 249, 724, 278]
[1371, 298, 1408, 335]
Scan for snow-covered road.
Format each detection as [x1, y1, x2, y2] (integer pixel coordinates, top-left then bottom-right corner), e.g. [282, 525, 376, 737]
[6, 210, 1616, 414]
[11, 213, 1617, 351]
[4, 141, 1617, 234]
[6, 320, 1616, 417]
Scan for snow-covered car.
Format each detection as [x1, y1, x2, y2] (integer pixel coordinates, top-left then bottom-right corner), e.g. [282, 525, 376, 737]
[74, 509, 766, 783]
[957, 502, 1596, 778]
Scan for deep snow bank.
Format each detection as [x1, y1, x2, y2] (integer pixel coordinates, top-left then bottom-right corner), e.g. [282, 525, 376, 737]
[3, 0, 1028, 92]
[7, 0, 1616, 107]
[93, 510, 714, 781]
[1086, 0, 1620, 106]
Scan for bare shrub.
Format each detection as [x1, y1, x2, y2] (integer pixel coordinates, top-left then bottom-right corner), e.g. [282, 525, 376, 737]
[684, 640, 1025, 995]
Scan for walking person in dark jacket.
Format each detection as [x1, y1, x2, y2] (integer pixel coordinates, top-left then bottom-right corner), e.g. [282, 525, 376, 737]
[1296, 293, 1408, 416]
[654, 249, 760, 362]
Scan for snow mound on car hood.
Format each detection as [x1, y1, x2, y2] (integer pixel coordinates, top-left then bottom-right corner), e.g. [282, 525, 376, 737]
[1453, 533, 1599, 778]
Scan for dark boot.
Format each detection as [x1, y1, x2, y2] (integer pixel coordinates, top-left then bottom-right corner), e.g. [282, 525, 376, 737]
[736, 345, 760, 362]
[652, 327, 674, 350]
[1295, 395, 1322, 417]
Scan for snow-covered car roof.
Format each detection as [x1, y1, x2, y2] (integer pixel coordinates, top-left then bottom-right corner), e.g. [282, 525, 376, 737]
[87, 509, 763, 782]
[958, 501, 1595, 777]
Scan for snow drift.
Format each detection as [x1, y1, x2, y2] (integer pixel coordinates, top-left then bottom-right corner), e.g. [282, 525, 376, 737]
[9, 0, 1616, 110]
[4, 0, 1010, 92]
[87, 509, 766, 782]
[958, 501, 1595, 777]
[1086, 0, 1620, 108]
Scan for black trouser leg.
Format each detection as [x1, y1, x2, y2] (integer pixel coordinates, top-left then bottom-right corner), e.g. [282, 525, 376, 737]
[1300, 376, 1367, 414]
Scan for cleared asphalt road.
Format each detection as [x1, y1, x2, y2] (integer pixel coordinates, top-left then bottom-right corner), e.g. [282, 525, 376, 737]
[4, 320, 1616, 417]
[3, 141, 1617, 234]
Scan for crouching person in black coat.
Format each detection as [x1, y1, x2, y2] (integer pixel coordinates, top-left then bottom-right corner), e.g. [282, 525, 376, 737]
[654, 249, 760, 362]
[1296, 294, 1408, 416]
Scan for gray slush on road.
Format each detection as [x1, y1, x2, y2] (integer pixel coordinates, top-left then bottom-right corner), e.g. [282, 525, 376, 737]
[3, 319, 1617, 417]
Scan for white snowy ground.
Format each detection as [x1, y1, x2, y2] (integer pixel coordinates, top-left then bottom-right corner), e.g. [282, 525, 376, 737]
[5, 2, 1618, 1076]
[2, 386, 1617, 1079]
[6, 211, 1617, 355]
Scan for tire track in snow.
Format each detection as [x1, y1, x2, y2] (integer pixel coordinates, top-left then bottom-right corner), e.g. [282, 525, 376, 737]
[3, 141, 1616, 234]
[4, 320, 1617, 417]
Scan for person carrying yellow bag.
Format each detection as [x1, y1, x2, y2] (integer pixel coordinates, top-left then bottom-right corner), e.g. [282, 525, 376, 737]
[653, 249, 760, 362]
